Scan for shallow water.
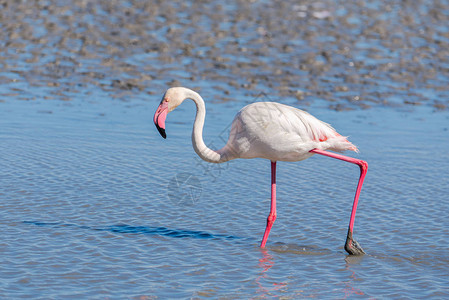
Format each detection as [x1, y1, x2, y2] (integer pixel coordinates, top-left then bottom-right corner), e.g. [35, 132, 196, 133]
[1, 0, 449, 299]
[1, 92, 448, 298]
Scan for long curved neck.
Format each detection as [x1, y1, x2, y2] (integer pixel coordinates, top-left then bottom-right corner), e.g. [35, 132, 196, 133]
[186, 89, 230, 163]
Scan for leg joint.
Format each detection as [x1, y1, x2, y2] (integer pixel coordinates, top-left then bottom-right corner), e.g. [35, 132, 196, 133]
[267, 214, 277, 223]
[358, 160, 368, 172]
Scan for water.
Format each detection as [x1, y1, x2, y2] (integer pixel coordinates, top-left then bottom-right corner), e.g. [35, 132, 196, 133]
[1, 0, 449, 298]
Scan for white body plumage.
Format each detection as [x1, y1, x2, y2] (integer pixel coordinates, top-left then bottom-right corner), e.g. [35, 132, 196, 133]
[222, 101, 357, 162]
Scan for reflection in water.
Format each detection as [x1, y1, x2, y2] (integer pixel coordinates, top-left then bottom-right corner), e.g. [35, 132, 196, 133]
[342, 255, 366, 298]
[255, 245, 367, 298]
[254, 248, 287, 299]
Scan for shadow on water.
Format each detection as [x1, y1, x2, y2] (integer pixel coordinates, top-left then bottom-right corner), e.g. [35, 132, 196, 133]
[23, 221, 244, 241]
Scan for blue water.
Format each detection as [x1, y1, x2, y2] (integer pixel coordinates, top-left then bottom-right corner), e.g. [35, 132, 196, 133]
[1, 0, 449, 298]
[1, 94, 448, 298]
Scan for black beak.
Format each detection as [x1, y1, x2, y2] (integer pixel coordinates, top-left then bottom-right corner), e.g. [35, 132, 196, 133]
[153, 101, 169, 139]
[155, 123, 166, 139]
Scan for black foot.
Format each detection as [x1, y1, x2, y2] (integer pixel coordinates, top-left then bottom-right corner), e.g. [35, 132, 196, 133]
[345, 231, 365, 255]
[345, 238, 365, 255]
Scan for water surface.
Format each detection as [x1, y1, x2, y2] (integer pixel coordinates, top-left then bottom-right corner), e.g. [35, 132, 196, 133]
[1, 0, 449, 298]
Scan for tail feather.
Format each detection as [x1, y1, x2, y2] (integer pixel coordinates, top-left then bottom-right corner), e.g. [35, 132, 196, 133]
[294, 108, 359, 153]
[326, 135, 359, 153]
[315, 129, 358, 153]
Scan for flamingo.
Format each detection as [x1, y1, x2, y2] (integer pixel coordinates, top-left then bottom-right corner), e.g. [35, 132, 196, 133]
[153, 87, 368, 255]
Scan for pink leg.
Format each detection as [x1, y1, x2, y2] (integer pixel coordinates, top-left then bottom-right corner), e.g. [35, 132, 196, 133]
[310, 149, 368, 255]
[260, 161, 277, 248]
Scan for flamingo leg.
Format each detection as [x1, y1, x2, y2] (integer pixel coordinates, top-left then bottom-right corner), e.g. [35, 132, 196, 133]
[260, 161, 277, 248]
[309, 149, 368, 255]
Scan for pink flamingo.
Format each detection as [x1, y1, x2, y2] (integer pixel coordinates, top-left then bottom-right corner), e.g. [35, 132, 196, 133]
[154, 87, 368, 255]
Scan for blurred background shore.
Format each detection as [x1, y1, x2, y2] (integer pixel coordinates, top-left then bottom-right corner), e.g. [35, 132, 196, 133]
[1, 0, 448, 110]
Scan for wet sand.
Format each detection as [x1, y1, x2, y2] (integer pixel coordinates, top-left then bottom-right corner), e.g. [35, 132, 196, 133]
[1, 0, 448, 110]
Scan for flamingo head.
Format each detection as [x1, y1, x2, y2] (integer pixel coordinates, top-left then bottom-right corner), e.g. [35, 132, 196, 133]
[153, 87, 186, 139]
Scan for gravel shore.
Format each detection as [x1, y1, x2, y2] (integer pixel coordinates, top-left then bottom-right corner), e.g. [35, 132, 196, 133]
[1, 0, 448, 110]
